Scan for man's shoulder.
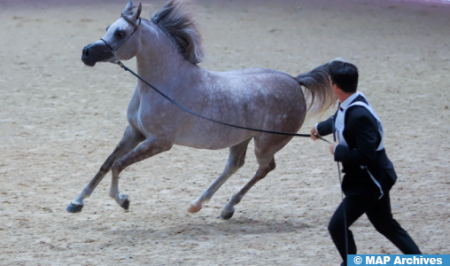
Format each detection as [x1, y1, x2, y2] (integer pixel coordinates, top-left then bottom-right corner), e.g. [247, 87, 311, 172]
[345, 104, 376, 126]
[346, 104, 372, 119]
[346, 94, 374, 118]
[351, 94, 368, 105]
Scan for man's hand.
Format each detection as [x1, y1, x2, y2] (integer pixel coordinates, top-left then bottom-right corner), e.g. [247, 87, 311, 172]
[311, 126, 321, 141]
[330, 142, 339, 155]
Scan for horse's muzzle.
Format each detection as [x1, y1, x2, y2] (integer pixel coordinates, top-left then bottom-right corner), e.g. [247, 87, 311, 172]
[81, 43, 113, 67]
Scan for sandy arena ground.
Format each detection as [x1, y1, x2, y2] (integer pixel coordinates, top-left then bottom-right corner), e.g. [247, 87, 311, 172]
[0, 0, 449, 265]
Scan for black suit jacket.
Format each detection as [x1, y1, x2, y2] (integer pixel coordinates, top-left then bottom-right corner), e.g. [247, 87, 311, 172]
[317, 95, 397, 197]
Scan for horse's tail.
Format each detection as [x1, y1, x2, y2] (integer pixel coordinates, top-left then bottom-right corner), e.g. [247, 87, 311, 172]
[295, 60, 339, 120]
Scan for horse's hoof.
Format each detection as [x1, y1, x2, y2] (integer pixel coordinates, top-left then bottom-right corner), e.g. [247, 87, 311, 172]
[121, 199, 130, 210]
[221, 210, 235, 220]
[187, 201, 202, 213]
[66, 203, 84, 213]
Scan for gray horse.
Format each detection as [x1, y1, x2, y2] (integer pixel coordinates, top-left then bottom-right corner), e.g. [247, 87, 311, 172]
[67, 0, 336, 219]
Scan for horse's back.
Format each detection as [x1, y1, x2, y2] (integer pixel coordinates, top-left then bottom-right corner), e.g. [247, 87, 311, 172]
[211, 68, 305, 107]
[215, 68, 297, 83]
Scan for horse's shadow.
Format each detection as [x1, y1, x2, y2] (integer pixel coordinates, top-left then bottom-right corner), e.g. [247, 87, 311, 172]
[108, 217, 310, 240]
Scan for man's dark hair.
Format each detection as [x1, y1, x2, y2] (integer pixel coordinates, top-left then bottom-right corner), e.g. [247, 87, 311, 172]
[328, 61, 359, 93]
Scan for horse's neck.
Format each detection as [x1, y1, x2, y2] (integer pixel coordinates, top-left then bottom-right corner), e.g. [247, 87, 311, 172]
[135, 28, 203, 91]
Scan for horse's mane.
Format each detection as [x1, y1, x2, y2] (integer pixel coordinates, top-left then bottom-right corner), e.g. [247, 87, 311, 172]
[151, 0, 204, 65]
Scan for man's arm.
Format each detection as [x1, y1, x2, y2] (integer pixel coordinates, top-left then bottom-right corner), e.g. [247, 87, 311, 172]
[311, 115, 334, 140]
[334, 108, 379, 166]
[317, 115, 335, 136]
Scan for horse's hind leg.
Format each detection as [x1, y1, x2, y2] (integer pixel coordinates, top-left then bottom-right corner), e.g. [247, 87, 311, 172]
[187, 138, 251, 213]
[67, 126, 144, 213]
[109, 137, 173, 210]
[220, 134, 293, 219]
[221, 156, 276, 220]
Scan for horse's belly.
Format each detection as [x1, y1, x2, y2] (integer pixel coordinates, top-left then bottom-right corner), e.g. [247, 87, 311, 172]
[133, 109, 254, 150]
[173, 127, 254, 150]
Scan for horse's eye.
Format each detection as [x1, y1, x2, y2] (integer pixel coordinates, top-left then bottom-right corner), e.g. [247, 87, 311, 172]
[115, 30, 125, 38]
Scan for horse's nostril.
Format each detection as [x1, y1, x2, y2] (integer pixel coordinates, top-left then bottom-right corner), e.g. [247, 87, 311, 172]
[83, 46, 90, 57]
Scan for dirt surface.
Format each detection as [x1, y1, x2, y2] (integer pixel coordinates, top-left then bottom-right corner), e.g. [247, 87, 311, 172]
[1, 0, 449, 265]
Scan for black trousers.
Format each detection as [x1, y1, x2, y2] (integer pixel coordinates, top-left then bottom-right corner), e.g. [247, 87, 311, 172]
[328, 191, 421, 265]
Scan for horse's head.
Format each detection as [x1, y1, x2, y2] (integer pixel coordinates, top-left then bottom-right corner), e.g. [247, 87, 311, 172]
[81, 0, 142, 66]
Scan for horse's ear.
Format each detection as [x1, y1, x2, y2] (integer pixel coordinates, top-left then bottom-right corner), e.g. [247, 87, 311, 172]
[134, 2, 142, 19]
[124, 0, 133, 13]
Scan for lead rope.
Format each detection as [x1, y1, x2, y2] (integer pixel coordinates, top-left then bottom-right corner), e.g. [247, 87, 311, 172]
[109, 51, 331, 144]
[331, 110, 349, 265]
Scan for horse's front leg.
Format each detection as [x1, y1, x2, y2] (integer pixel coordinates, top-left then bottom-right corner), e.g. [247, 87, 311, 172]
[109, 137, 173, 210]
[67, 126, 144, 213]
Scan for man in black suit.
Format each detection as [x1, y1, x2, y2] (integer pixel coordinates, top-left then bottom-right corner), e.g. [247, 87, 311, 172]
[310, 61, 421, 265]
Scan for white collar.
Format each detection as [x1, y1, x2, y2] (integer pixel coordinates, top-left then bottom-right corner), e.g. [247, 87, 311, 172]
[340, 92, 362, 110]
